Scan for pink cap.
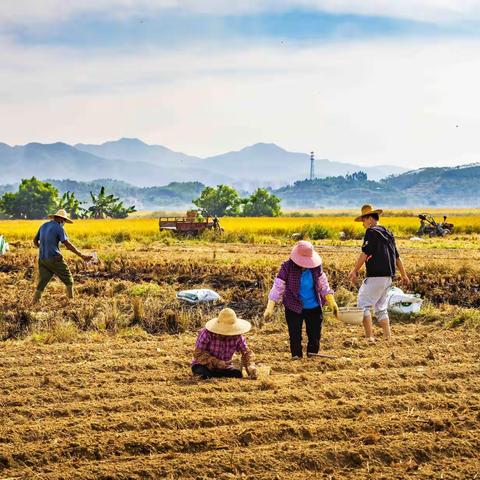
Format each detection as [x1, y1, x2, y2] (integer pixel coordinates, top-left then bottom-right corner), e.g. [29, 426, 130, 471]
[290, 241, 322, 269]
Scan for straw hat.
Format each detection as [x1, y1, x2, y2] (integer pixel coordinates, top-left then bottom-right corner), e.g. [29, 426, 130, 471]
[205, 308, 252, 336]
[290, 240, 322, 269]
[48, 209, 73, 224]
[354, 204, 384, 222]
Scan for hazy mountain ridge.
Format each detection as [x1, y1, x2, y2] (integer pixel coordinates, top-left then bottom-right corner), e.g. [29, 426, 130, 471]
[276, 164, 480, 207]
[203, 142, 406, 185]
[75, 138, 200, 167]
[0, 138, 405, 188]
[0, 140, 231, 187]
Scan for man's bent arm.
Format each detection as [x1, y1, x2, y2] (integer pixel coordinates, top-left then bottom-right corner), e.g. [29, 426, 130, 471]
[63, 240, 87, 259]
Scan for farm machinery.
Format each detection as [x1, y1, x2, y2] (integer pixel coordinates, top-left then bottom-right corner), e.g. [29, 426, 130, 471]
[159, 210, 223, 236]
[416, 213, 454, 237]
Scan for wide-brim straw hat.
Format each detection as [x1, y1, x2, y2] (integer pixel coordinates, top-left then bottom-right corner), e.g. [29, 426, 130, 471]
[205, 308, 252, 336]
[48, 209, 73, 224]
[354, 204, 384, 222]
[290, 240, 322, 269]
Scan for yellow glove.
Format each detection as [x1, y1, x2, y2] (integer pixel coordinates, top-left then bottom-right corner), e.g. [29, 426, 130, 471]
[325, 294, 339, 318]
[263, 299, 275, 319]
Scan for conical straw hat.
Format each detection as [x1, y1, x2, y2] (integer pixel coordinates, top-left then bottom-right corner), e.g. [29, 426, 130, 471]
[205, 308, 251, 336]
[48, 209, 73, 224]
[354, 204, 383, 222]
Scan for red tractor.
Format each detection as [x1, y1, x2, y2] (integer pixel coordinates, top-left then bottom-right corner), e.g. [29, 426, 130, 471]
[159, 211, 222, 236]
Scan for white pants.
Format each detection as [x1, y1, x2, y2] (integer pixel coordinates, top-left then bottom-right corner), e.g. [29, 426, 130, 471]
[357, 276, 392, 321]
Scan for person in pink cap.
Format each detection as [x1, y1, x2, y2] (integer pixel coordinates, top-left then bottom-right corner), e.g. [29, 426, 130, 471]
[263, 241, 339, 359]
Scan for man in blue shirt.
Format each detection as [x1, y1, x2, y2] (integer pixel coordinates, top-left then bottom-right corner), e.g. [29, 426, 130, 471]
[33, 209, 92, 303]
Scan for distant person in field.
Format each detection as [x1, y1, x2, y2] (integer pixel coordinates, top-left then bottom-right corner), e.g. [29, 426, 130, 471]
[264, 241, 339, 359]
[348, 204, 410, 341]
[33, 209, 93, 303]
[191, 308, 257, 379]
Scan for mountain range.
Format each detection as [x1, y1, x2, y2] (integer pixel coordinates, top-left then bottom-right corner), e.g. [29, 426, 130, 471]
[2, 162, 479, 210]
[0, 138, 406, 188]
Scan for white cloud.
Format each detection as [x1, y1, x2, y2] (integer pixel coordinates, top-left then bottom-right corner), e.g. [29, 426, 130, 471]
[1, 35, 480, 168]
[1, 0, 480, 25]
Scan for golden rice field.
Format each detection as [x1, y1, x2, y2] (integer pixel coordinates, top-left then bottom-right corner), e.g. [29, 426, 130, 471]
[2, 211, 480, 247]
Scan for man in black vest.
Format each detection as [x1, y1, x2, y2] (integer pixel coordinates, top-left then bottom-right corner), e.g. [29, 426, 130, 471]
[348, 205, 410, 342]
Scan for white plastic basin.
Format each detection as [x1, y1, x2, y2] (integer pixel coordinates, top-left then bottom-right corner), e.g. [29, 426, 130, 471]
[338, 307, 364, 325]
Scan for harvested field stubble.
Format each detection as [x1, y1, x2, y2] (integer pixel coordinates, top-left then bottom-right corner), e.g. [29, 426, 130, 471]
[1, 238, 480, 479]
[2, 243, 480, 341]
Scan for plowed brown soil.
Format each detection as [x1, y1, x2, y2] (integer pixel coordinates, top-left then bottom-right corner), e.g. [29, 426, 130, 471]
[1, 242, 480, 479]
[1, 320, 479, 479]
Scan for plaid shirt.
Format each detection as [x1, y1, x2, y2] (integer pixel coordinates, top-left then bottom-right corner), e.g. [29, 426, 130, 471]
[268, 259, 333, 314]
[191, 328, 248, 367]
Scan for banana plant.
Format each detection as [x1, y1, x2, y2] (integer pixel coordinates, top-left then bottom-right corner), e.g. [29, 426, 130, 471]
[88, 186, 136, 219]
[57, 191, 86, 219]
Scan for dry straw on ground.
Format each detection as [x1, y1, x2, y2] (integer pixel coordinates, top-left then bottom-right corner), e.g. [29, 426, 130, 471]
[1, 220, 480, 479]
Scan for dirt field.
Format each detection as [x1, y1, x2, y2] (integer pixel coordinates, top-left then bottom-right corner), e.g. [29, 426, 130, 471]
[1, 319, 479, 479]
[1, 242, 480, 479]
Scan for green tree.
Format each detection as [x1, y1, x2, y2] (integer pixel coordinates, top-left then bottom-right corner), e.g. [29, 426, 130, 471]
[57, 191, 86, 219]
[107, 200, 137, 219]
[193, 185, 241, 216]
[242, 188, 282, 217]
[87, 186, 136, 219]
[0, 177, 59, 219]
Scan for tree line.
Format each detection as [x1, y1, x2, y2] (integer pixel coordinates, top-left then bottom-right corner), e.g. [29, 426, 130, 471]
[0, 177, 136, 219]
[0, 178, 282, 220]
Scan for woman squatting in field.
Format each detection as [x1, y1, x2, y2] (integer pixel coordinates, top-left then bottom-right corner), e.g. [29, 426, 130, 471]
[264, 241, 339, 359]
[191, 308, 257, 379]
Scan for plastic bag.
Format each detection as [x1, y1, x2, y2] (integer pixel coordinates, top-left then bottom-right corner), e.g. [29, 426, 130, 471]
[89, 252, 99, 264]
[0, 235, 9, 256]
[176, 289, 221, 304]
[386, 286, 423, 314]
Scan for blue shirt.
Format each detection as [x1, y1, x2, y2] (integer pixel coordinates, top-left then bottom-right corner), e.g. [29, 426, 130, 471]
[299, 269, 320, 309]
[34, 221, 68, 260]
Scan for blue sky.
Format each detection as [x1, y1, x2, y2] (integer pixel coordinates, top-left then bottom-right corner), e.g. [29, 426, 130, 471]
[1, 1, 480, 167]
[5, 7, 477, 49]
